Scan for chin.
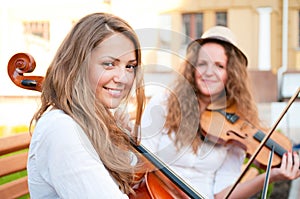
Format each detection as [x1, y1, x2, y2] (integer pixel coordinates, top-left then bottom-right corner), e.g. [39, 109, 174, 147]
[104, 100, 122, 109]
[106, 103, 120, 109]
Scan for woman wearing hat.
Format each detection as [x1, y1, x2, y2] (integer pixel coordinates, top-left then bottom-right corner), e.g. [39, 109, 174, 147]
[141, 26, 300, 198]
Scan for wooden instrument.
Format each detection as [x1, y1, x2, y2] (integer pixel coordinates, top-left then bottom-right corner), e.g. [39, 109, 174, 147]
[200, 103, 293, 169]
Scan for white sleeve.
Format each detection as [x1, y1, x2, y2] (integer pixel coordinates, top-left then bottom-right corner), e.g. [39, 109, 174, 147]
[213, 145, 246, 194]
[35, 115, 128, 199]
[141, 92, 169, 153]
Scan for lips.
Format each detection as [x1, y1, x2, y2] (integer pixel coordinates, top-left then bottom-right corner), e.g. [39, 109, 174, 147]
[104, 86, 123, 97]
[202, 79, 217, 85]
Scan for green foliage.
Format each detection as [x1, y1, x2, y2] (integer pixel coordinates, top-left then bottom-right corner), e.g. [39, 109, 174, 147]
[0, 170, 27, 185]
[243, 158, 273, 198]
[0, 169, 30, 198]
[11, 125, 29, 134]
[0, 125, 30, 198]
[0, 124, 29, 138]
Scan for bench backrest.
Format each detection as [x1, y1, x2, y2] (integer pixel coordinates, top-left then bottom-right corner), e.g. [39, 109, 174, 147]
[0, 133, 31, 199]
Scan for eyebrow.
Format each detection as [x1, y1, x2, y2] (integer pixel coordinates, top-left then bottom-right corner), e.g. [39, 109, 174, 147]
[101, 56, 137, 63]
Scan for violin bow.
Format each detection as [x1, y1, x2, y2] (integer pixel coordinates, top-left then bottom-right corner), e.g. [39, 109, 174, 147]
[261, 145, 275, 199]
[225, 87, 300, 199]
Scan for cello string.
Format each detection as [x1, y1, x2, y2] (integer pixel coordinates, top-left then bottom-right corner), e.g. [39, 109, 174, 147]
[225, 87, 300, 199]
[133, 141, 207, 199]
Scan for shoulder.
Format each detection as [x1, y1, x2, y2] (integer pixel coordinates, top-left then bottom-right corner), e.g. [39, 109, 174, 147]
[35, 109, 79, 134]
[36, 109, 76, 129]
[30, 109, 100, 162]
[31, 109, 84, 149]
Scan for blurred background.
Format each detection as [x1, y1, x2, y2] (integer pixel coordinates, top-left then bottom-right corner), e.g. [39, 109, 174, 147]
[0, 0, 299, 145]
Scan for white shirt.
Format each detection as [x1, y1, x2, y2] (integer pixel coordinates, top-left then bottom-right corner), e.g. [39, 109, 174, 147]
[141, 92, 245, 199]
[27, 109, 128, 199]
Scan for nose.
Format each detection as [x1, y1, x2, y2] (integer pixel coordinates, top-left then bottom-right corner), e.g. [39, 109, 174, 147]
[198, 64, 214, 76]
[113, 65, 129, 84]
[205, 64, 215, 75]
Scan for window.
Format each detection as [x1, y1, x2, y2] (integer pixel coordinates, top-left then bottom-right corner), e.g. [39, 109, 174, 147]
[299, 11, 300, 47]
[23, 21, 50, 41]
[158, 14, 172, 49]
[182, 13, 203, 44]
[216, 12, 227, 26]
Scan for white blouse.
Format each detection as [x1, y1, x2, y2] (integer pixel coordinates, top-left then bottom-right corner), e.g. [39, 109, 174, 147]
[27, 109, 129, 199]
[141, 92, 245, 199]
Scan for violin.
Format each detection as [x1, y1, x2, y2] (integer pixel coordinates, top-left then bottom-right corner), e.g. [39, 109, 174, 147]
[200, 102, 292, 169]
[7, 53, 205, 199]
[223, 88, 300, 198]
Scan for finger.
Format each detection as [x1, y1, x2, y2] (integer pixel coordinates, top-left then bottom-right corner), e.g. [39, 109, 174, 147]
[281, 152, 288, 170]
[292, 151, 300, 173]
[286, 151, 294, 170]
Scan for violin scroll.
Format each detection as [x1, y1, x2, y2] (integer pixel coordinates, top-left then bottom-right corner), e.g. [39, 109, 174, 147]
[7, 53, 44, 92]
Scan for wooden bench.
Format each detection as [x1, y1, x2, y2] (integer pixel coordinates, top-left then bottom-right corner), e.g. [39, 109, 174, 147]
[0, 133, 31, 199]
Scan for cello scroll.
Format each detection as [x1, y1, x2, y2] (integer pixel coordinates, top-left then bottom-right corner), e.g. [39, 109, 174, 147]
[7, 53, 44, 92]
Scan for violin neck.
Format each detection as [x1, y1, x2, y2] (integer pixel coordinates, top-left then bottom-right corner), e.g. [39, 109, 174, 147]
[253, 130, 287, 157]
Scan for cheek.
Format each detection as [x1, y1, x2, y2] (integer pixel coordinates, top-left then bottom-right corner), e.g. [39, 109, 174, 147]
[89, 68, 108, 92]
[220, 71, 228, 84]
[125, 73, 135, 91]
[194, 70, 202, 85]
[194, 69, 201, 79]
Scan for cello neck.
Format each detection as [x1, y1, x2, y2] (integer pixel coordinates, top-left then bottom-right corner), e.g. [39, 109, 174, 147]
[131, 140, 205, 199]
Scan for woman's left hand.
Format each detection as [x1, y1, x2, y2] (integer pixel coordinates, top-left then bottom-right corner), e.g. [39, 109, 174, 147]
[271, 151, 300, 182]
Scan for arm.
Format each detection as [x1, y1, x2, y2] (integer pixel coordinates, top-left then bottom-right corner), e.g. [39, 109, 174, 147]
[36, 113, 128, 199]
[215, 151, 300, 199]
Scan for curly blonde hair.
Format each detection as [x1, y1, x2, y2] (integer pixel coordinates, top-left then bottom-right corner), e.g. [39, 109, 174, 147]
[30, 13, 145, 194]
[165, 39, 259, 153]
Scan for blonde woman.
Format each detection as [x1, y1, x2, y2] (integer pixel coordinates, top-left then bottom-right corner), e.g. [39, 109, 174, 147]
[141, 26, 300, 199]
[27, 13, 145, 198]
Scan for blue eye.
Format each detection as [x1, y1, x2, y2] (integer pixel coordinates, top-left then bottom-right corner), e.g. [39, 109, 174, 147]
[102, 62, 115, 69]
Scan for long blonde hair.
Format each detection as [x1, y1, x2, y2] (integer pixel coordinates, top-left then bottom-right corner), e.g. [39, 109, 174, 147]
[30, 13, 145, 194]
[165, 39, 259, 153]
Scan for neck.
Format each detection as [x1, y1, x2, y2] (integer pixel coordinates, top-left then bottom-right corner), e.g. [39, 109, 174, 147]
[199, 91, 227, 112]
[198, 96, 210, 112]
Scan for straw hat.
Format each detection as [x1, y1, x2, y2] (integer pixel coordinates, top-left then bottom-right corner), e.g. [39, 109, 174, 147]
[191, 26, 248, 66]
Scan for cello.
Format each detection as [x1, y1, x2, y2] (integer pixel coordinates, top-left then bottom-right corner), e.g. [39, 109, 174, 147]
[7, 52, 206, 199]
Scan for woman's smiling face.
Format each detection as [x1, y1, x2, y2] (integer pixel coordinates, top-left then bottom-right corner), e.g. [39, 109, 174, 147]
[89, 33, 137, 109]
[194, 42, 228, 99]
